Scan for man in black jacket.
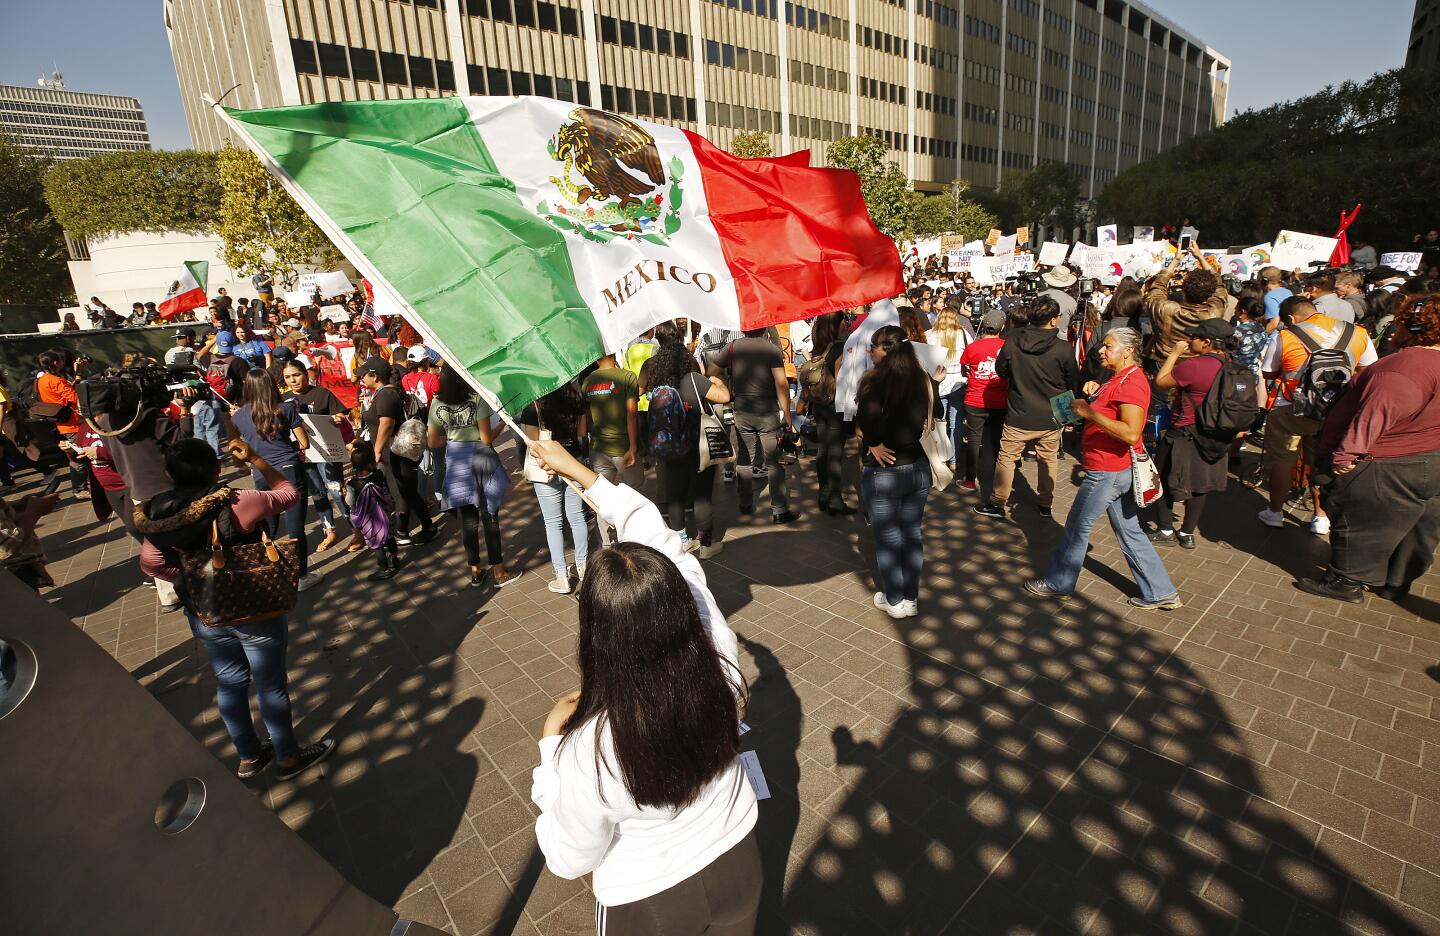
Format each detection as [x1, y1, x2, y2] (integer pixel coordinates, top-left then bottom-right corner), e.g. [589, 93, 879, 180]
[976, 296, 1078, 519]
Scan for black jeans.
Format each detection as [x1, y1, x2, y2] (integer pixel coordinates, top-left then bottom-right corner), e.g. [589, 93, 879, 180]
[813, 410, 850, 508]
[254, 463, 310, 576]
[387, 451, 433, 537]
[656, 450, 716, 540]
[455, 504, 502, 566]
[964, 407, 1006, 486]
[1326, 450, 1440, 591]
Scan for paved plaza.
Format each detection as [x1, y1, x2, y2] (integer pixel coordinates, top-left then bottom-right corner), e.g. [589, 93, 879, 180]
[33, 442, 1440, 935]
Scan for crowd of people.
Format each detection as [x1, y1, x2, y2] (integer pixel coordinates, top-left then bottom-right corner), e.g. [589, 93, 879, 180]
[2, 232, 1439, 933]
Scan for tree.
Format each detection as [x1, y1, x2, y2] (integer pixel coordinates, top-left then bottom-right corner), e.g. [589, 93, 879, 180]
[1012, 161, 1086, 235]
[0, 138, 71, 305]
[825, 134, 913, 239]
[217, 144, 340, 288]
[728, 131, 773, 159]
[908, 179, 998, 241]
[44, 150, 221, 240]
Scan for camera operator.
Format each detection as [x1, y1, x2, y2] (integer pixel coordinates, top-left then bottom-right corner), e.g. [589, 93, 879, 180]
[1038, 266, 1080, 339]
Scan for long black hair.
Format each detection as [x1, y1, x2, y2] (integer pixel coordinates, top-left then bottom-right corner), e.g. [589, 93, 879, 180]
[536, 382, 585, 438]
[241, 368, 288, 440]
[565, 542, 742, 809]
[644, 343, 698, 392]
[857, 324, 929, 419]
[436, 361, 474, 406]
[810, 311, 846, 355]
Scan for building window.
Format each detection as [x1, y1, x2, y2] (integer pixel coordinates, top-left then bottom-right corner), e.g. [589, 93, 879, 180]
[381, 51, 408, 84]
[290, 39, 318, 74]
[537, 1, 558, 31]
[487, 67, 510, 95]
[409, 56, 436, 88]
[350, 48, 380, 82]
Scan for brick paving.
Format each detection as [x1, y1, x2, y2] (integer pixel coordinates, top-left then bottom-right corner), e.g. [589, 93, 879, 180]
[29, 440, 1440, 935]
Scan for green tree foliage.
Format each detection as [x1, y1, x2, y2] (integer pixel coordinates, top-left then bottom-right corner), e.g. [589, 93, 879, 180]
[728, 131, 773, 159]
[216, 145, 340, 289]
[1094, 68, 1440, 245]
[44, 150, 221, 240]
[0, 139, 71, 305]
[908, 180, 998, 241]
[1012, 161, 1086, 234]
[826, 134, 913, 239]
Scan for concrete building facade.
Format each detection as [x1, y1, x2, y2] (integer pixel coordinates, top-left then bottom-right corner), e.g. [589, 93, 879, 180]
[0, 83, 150, 160]
[1409, 0, 1440, 70]
[166, 0, 1228, 196]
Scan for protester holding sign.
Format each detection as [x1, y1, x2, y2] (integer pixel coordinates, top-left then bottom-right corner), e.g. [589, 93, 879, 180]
[282, 360, 351, 553]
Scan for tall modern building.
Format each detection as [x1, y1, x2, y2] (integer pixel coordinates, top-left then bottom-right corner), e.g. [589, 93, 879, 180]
[0, 78, 151, 160]
[1409, 0, 1440, 70]
[166, 0, 1227, 196]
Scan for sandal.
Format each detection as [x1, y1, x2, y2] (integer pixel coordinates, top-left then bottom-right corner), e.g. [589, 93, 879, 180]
[237, 741, 275, 779]
[346, 533, 366, 553]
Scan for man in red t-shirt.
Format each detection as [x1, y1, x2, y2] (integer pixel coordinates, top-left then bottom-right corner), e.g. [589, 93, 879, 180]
[401, 346, 440, 416]
[957, 312, 1009, 492]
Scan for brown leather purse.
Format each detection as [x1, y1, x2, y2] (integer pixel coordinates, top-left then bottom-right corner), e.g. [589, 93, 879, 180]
[179, 518, 300, 627]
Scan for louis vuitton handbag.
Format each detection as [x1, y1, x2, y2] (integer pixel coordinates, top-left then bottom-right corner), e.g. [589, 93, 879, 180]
[180, 518, 301, 626]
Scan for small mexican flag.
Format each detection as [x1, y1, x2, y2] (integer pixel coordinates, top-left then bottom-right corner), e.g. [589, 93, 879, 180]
[219, 96, 902, 414]
[157, 261, 209, 319]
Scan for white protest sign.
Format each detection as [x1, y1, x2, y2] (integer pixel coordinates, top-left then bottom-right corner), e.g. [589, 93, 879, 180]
[1180, 225, 1200, 243]
[969, 256, 998, 286]
[1133, 226, 1154, 244]
[1038, 241, 1070, 267]
[1270, 230, 1338, 272]
[1082, 249, 1123, 285]
[295, 270, 354, 300]
[1098, 224, 1119, 246]
[1013, 252, 1036, 273]
[283, 290, 312, 307]
[1068, 242, 1091, 268]
[300, 415, 348, 464]
[991, 233, 1017, 256]
[1381, 252, 1423, 273]
[915, 238, 942, 260]
[947, 247, 985, 271]
[1245, 243, 1273, 269]
[1218, 255, 1253, 279]
[318, 304, 350, 323]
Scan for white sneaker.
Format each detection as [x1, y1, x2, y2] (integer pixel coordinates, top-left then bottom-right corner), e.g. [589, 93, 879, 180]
[698, 542, 725, 559]
[1257, 508, 1285, 528]
[575, 561, 587, 581]
[1310, 515, 1331, 536]
[873, 592, 908, 620]
[682, 538, 700, 554]
[901, 599, 918, 618]
[548, 572, 573, 594]
[297, 571, 324, 592]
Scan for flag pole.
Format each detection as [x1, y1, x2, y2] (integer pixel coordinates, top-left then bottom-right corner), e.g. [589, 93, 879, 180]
[204, 96, 596, 504]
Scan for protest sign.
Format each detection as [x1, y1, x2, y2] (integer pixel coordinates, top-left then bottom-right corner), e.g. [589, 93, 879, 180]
[992, 233, 1017, 256]
[1381, 252, 1423, 273]
[1013, 252, 1036, 273]
[1218, 255, 1252, 278]
[1133, 226, 1154, 244]
[985, 228, 1003, 246]
[318, 304, 349, 323]
[969, 256, 998, 286]
[1038, 241, 1070, 267]
[1069, 242, 1091, 268]
[1180, 225, 1199, 243]
[1244, 243, 1273, 268]
[300, 414, 349, 464]
[1098, 224, 1118, 246]
[1015, 226, 1031, 246]
[1270, 230, 1338, 272]
[915, 237, 942, 260]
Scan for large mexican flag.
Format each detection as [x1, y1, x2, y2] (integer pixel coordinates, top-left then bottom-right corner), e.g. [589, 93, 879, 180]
[157, 260, 209, 319]
[221, 96, 902, 413]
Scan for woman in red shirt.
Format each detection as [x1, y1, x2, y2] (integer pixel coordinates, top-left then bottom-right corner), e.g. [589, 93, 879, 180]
[957, 311, 1009, 493]
[1026, 327, 1181, 610]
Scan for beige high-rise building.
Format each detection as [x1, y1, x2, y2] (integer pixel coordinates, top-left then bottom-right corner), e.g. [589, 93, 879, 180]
[165, 0, 1228, 196]
[0, 80, 150, 160]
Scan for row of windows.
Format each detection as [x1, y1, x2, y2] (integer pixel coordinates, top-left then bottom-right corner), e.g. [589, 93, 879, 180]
[1008, 0, 1039, 15]
[1125, 79, 1143, 98]
[706, 0, 781, 18]
[1098, 102, 1119, 123]
[861, 77, 906, 105]
[923, 0, 959, 29]
[784, 2, 848, 38]
[1122, 111, 1141, 129]
[292, 39, 457, 91]
[790, 113, 848, 141]
[1067, 161, 1090, 179]
[965, 60, 1000, 85]
[965, 15, 1000, 43]
[1095, 166, 1115, 185]
[1004, 111, 1034, 134]
[1006, 32, 1037, 57]
[707, 100, 778, 132]
[1120, 141, 1139, 158]
[914, 44, 959, 73]
[964, 101, 998, 126]
[1043, 8, 1072, 34]
[862, 127, 907, 153]
[1043, 48, 1069, 70]
[1076, 61, 1098, 82]
[962, 143, 996, 164]
[1146, 89, 1162, 106]
[1005, 73, 1035, 96]
[1072, 94, 1095, 115]
[1076, 24, 1100, 47]
[1097, 136, 1116, 153]
[461, 0, 580, 33]
[602, 85, 698, 122]
[0, 113, 148, 136]
[600, 17, 691, 58]
[918, 90, 956, 116]
[464, 64, 590, 102]
[8, 128, 148, 145]
[1103, 37, 1124, 58]
[1041, 120, 1064, 140]
[1070, 127, 1091, 146]
[20, 143, 148, 159]
[919, 136, 958, 160]
[706, 41, 772, 74]
[1001, 150, 1032, 170]
[791, 58, 848, 92]
[861, 25, 905, 57]
[0, 99, 142, 121]
[1101, 71, 1122, 91]
[1127, 49, 1145, 68]
[1041, 83, 1066, 105]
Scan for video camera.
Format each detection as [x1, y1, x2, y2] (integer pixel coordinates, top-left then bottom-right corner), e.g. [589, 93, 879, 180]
[1078, 277, 1095, 300]
[77, 363, 205, 442]
[1007, 271, 1044, 299]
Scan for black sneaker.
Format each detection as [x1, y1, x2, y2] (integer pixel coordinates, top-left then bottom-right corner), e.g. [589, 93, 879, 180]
[973, 503, 1006, 519]
[409, 527, 436, 546]
[1148, 529, 1177, 547]
[772, 510, 800, 525]
[1294, 573, 1364, 604]
[1176, 532, 1197, 550]
[276, 739, 336, 781]
[237, 741, 275, 780]
[737, 502, 754, 516]
[1036, 505, 1052, 519]
[368, 565, 399, 581]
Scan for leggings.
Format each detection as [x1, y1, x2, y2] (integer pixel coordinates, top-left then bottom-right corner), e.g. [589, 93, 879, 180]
[387, 451, 432, 536]
[456, 504, 503, 566]
[655, 451, 716, 540]
[964, 407, 1006, 485]
[1159, 491, 1208, 535]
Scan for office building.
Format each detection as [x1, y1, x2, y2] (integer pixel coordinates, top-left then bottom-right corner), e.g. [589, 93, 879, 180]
[0, 78, 151, 160]
[166, 0, 1228, 196]
[1409, 0, 1440, 70]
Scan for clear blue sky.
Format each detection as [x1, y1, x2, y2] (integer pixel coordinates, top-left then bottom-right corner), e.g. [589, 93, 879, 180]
[0, 0, 1416, 150]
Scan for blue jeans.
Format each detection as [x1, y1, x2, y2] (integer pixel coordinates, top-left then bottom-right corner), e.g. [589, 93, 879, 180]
[187, 612, 299, 761]
[254, 463, 309, 576]
[192, 400, 224, 457]
[303, 461, 348, 530]
[861, 460, 931, 605]
[1043, 469, 1179, 602]
[533, 478, 590, 578]
[941, 387, 966, 466]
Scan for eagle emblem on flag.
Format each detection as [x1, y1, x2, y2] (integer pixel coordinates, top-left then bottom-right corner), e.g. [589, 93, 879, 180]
[539, 108, 685, 246]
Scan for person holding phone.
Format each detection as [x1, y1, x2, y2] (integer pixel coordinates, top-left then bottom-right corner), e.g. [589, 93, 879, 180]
[1143, 241, 1228, 364]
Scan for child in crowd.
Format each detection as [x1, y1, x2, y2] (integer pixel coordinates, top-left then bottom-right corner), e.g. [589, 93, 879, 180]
[347, 446, 399, 580]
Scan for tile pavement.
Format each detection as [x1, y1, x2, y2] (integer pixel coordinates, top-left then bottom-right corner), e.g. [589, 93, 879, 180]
[26, 441, 1440, 935]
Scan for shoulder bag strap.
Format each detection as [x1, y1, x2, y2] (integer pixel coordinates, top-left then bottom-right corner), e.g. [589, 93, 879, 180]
[209, 517, 225, 570]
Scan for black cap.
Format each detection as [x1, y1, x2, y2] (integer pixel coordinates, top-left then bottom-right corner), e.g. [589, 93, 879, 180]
[358, 357, 392, 381]
[173, 327, 195, 339]
[1182, 318, 1235, 341]
[271, 344, 294, 362]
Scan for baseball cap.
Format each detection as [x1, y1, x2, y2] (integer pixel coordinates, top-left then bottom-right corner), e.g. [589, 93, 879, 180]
[214, 330, 236, 353]
[406, 344, 430, 363]
[980, 310, 1007, 332]
[358, 357, 392, 381]
[1182, 318, 1235, 341]
[271, 344, 295, 363]
[173, 327, 195, 340]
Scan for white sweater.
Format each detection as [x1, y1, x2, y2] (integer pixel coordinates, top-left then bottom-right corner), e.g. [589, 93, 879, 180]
[530, 477, 758, 907]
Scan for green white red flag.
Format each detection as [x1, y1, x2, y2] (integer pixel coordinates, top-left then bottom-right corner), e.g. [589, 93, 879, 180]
[219, 96, 901, 413]
[157, 260, 208, 319]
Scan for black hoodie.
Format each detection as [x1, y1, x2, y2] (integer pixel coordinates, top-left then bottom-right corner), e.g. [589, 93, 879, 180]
[995, 327, 1080, 430]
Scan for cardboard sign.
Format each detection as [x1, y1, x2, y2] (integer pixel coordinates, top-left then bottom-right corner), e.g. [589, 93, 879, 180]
[1015, 226, 1031, 246]
[985, 228, 1003, 246]
[1381, 252, 1423, 273]
[1270, 230, 1338, 272]
[1038, 241, 1070, 267]
[300, 414, 349, 463]
[915, 237, 943, 260]
[1098, 224, 1119, 246]
[318, 304, 350, 323]
[1218, 254, 1253, 278]
[1133, 226, 1154, 244]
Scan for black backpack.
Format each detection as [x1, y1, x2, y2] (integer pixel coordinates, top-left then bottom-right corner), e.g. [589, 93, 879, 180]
[1288, 322, 1357, 421]
[1196, 354, 1261, 439]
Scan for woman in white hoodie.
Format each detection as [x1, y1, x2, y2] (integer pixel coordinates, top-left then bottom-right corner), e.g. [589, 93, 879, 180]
[527, 439, 760, 935]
